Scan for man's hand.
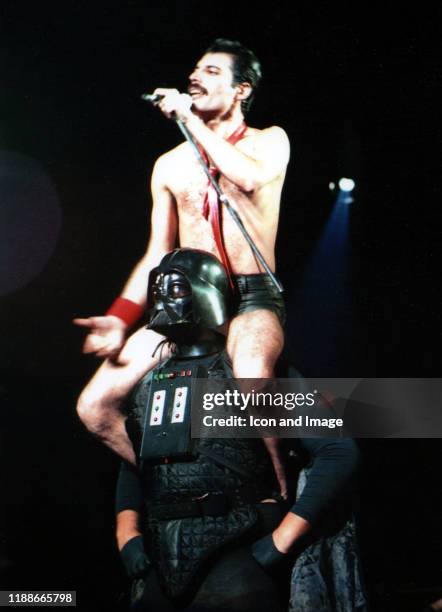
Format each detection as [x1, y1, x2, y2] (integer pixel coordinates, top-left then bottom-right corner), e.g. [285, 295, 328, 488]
[119, 535, 151, 580]
[73, 315, 127, 357]
[251, 533, 287, 569]
[153, 88, 193, 122]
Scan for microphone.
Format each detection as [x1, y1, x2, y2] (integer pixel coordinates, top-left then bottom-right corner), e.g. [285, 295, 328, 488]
[141, 93, 164, 104]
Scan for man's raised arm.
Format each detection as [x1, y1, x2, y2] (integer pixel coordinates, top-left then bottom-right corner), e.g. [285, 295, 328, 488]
[183, 120, 290, 193]
[153, 88, 290, 193]
[73, 155, 177, 357]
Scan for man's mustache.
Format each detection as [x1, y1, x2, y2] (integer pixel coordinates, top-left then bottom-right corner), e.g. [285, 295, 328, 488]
[187, 85, 207, 95]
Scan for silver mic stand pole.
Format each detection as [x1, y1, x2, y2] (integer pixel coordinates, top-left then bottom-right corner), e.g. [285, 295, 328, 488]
[142, 95, 283, 293]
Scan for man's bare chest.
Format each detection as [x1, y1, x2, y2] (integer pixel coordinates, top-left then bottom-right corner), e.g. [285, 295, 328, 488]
[167, 157, 242, 214]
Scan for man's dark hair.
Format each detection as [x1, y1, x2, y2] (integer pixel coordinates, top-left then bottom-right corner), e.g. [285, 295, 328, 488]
[205, 38, 262, 113]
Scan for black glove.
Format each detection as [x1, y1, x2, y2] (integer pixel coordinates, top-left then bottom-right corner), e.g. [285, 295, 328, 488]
[251, 533, 287, 569]
[120, 535, 151, 579]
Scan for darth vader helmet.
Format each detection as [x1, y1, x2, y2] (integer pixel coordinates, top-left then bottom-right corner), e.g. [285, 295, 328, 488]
[147, 249, 231, 340]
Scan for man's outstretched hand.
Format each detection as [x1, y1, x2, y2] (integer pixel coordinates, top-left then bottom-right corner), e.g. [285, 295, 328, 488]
[73, 315, 127, 357]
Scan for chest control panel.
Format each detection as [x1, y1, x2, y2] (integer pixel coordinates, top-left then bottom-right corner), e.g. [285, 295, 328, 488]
[140, 365, 206, 461]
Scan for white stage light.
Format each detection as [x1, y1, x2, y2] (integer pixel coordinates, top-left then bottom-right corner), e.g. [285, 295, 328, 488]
[338, 178, 355, 192]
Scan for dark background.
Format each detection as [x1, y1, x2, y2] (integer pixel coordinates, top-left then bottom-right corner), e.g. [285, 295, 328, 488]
[1, 2, 440, 610]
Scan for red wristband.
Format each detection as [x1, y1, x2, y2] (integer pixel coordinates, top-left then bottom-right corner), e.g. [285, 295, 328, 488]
[106, 297, 144, 327]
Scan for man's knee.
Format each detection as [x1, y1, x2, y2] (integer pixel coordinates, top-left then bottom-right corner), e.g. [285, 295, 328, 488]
[76, 381, 124, 436]
[76, 391, 92, 428]
[76, 331, 158, 434]
[228, 310, 284, 379]
[77, 388, 107, 435]
[232, 355, 274, 379]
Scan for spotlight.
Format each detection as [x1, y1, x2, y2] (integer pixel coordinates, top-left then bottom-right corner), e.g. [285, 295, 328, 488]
[338, 178, 355, 192]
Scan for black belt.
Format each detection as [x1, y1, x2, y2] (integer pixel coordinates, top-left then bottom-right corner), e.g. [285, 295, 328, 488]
[234, 274, 278, 295]
[148, 486, 264, 521]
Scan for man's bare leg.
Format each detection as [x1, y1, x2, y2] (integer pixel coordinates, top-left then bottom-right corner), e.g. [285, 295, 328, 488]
[226, 309, 286, 496]
[77, 327, 169, 464]
[227, 309, 284, 379]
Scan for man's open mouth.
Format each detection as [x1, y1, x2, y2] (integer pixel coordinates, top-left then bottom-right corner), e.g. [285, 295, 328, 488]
[188, 86, 207, 98]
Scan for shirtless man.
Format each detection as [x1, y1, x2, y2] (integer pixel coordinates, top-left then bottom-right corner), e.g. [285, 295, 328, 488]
[74, 39, 290, 471]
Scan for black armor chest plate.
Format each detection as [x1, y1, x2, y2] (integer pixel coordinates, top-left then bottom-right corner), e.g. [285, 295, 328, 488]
[124, 350, 277, 601]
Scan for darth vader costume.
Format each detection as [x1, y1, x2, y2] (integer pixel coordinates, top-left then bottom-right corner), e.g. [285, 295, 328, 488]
[116, 248, 366, 611]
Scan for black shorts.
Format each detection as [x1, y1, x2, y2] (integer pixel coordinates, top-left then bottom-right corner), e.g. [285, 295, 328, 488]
[232, 274, 286, 326]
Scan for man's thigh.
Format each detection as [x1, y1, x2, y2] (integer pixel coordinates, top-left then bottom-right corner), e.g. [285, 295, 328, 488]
[226, 309, 284, 376]
[82, 327, 168, 403]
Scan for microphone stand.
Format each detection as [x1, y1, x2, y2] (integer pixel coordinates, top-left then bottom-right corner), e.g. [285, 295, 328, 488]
[142, 100, 283, 292]
[142, 94, 282, 291]
[173, 118, 283, 292]
[141, 93, 283, 291]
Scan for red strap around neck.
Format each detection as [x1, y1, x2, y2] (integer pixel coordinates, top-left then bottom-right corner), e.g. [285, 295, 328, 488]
[199, 123, 248, 288]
